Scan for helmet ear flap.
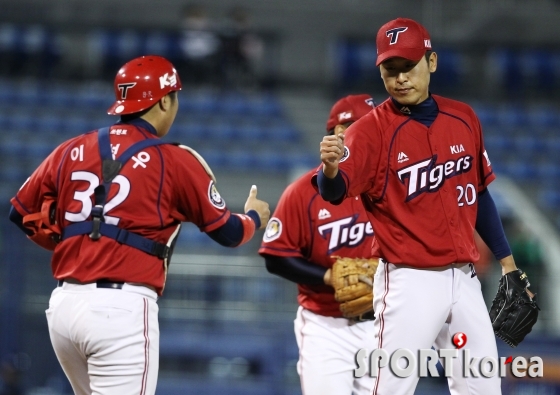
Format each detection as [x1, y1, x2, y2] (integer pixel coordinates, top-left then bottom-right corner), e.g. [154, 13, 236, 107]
[107, 56, 182, 116]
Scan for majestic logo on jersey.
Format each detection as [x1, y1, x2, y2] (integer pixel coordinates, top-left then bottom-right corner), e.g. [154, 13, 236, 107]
[365, 98, 375, 107]
[397, 151, 409, 163]
[318, 208, 331, 220]
[159, 72, 177, 89]
[340, 146, 350, 163]
[397, 154, 473, 201]
[386, 27, 408, 44]
[318, 215, 374, 254]
[338, 111, 352, 122]
[450, 144, 465, 154]
[263, 218, 282, 242]
[117, 83, 137, 99]
[400, 106, 411, 115]
[208, 181, 226, 209]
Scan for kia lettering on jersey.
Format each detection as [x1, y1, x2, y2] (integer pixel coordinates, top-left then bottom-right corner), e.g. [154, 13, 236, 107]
[318, 215, 374, 254]
[397, 154, 473, 201]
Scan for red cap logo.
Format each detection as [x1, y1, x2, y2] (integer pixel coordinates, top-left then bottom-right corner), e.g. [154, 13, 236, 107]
[376, 18, 431, 66]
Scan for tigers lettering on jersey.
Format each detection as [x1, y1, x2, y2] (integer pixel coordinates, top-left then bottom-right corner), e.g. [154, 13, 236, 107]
[397, 154, 473, 201]
[317, 215, 374, 254]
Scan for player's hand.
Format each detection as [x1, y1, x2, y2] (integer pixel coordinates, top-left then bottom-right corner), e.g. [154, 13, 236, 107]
[323, 268, 333, 286]
[320, 133, 345, 178]
[244, 185, 270, 229]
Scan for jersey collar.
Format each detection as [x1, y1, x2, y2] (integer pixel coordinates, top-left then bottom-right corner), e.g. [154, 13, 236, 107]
[116, 118, 158, 136]
[390, 95, 439, 128]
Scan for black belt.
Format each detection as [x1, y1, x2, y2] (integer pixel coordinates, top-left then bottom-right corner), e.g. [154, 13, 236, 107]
[57, 280, 124, 289]
[351, 310, 376, 322]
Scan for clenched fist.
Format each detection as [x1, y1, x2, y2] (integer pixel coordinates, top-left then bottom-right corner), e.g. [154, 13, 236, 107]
[320, 133, 345, 178]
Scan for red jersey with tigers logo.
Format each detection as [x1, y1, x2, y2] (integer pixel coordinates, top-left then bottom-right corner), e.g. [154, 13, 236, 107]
[11, 121, 230, 295]
[259, 169, 374, 317]
[336, 95, 494, 267]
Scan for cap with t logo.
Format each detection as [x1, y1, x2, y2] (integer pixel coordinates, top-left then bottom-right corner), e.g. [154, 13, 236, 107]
[375, 18, 432, 66]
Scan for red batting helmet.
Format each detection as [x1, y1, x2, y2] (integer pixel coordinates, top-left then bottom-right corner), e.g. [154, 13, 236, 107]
[326, 94, 375, 132]
[107, 55, 182, 115]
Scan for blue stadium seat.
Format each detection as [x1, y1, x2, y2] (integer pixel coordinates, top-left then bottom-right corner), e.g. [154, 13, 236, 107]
[89, 29, 144, 78]
[62, 116, 90, 135]
[36, 114, 63, 133]
[483, 135, 512, 155]
[172, 120, 206, 141]
[224, 150, 255, 170]
[536, 163, 560, 180]
[511, 135, 544, 155]
[0, 136, 26, 156]
[219, 92, 249, 115]
[253, 151, 286, 172]
[197, 149, 226, 168]
[543, 137, 560, 155]
[489, 48, 523, 93]
[538, 189, 560, 209]
[475, 106, 498, 128]
[206, 121, 236, 141]
[430, 48, 461, 90]
[14, 81, 42, 106]
[0, 79, 15, 104]
[527, 107, 559, 129]
[182, 91, 218, 114]
[236, 122, 263, 141]
[8, 113, 35, 131]
[46, 85, 74, 108]
[504, 162, 537, 180]
[246, 93, 282, 117]
[496, 105, 528, 127]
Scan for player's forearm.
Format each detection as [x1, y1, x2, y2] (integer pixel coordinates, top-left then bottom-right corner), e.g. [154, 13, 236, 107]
[475, 189, 512, 260]
[206, 210, 260, 247]
[263, 254, 328, 285]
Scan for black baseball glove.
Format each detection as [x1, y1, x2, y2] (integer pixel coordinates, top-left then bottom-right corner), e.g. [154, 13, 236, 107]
[489, 268, 540, 347]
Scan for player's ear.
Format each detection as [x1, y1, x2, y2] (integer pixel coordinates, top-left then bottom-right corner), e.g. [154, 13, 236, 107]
[159, 94, 171, 111]
[428, 52, 437, 73]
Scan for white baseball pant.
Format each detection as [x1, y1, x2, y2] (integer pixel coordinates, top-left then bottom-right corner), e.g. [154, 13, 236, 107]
[372, 261, 501, 395]
[294, 306, 376, 395]
[46, 282, 159, 395]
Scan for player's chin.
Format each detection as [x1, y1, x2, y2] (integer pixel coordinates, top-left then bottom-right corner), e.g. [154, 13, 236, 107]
[392, 91, 420, 105]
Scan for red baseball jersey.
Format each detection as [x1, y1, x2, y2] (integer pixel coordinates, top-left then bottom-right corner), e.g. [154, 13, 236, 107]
[11, 123, 230, 295]
[336, 95, 495, 267]
[259, 169, 374, 317]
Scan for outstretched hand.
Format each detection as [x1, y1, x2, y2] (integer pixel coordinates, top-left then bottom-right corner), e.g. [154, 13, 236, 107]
[244, 185, 270, 229]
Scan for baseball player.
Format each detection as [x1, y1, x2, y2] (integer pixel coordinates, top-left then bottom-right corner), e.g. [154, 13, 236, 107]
[316, 18, 536, 395]
[259, 94, 376, 395]
[8, 55, 270, 395]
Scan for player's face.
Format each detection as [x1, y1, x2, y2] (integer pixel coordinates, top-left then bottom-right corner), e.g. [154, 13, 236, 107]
[379, 52, 437, 106]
